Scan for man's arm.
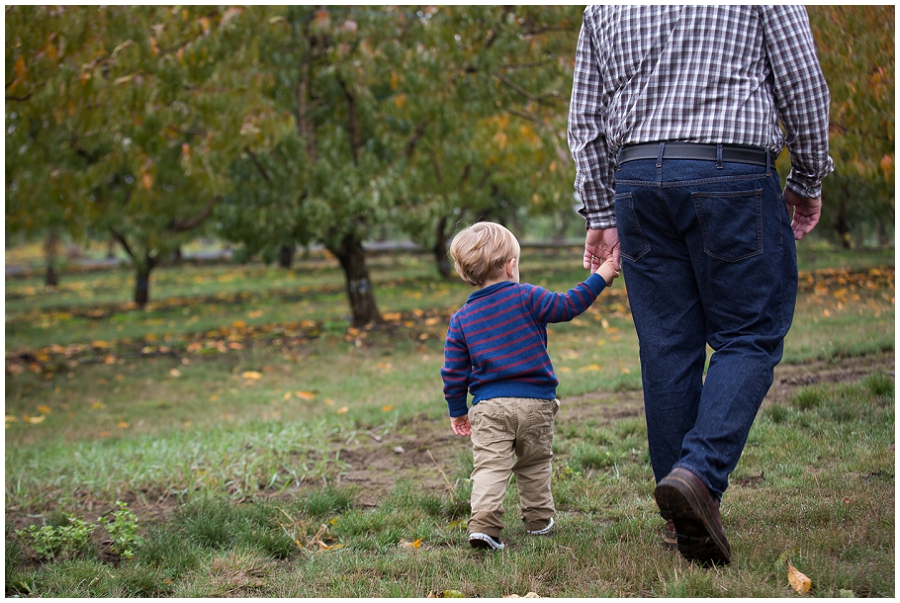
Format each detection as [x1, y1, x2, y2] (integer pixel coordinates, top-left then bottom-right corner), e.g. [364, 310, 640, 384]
[760, 5, 834, 201]
[568, 14, 617, 233]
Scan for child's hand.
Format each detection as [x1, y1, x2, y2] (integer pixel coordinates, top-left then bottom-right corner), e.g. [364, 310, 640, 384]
[597, 257, 620, 287]
[450, 414, 471, 437]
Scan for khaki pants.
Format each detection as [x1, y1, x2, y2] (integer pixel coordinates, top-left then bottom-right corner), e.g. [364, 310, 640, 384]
[467, 397, 559, 538]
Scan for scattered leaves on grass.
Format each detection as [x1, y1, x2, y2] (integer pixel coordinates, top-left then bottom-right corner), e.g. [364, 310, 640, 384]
[787, 562, 812, 594]
[241, 371, 262, 380]
[399, 538, 423, 549]
[23, 414, 46, 424]
[36, 405, 52, 414]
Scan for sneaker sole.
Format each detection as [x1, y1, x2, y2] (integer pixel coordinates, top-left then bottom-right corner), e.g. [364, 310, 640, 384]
[468, 534, 504, 550]
[654, 476, 731, 566]
[526, 517, 554, 536]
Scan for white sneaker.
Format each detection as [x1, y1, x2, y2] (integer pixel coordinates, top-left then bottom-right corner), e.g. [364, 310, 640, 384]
[526, 517, 554, 535]
[468, 532, 505, 550]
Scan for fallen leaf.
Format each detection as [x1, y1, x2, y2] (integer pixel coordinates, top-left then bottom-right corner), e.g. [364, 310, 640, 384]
[427, 590, 465, 598]
[242, 371, 262, 380]
[36, 405, 52, 415]
[5, 415, 18, 423]
[336, 406, 349, 415]
[23, 414, 45, 424]
[579, 364, 601, 372]
[284, 392, 293, 399]
[393, 446, 405, 454]
[91, 401, 105, 410]
[295, 391, 315, 400]
[788, 562, 812, 595]
[399, 538, 423, 549]
[117, 420, 130, 429]
[323, 398, 334, 405]
[382, 405, 394, 412]
[170, 369, 181, 377]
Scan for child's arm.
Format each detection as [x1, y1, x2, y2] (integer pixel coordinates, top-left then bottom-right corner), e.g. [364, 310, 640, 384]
[450, 414, 471, 437]
[441, 316, 472, 421]
[524, 271, 610, 323]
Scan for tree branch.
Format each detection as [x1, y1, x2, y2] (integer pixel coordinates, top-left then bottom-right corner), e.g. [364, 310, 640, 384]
[168, 197, 220, 233]
[109, 226, 135, 261]
[338, 76, 361, 165]
[405, 118, 428, 158]
[246, 148, 272, 183]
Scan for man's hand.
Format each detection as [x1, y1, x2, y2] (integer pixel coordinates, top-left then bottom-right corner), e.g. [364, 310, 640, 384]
[450, 414, 471, 437]
[784, 188, 822, 240]
[584, 227, 621, 273]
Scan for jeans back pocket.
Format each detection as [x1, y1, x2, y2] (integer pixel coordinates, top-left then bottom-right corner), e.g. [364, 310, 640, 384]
[615, 193, 651, 263]
[692, 189, 763, 262]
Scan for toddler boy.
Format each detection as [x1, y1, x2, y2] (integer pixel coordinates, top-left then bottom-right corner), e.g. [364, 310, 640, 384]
[441, 221, 618, 550]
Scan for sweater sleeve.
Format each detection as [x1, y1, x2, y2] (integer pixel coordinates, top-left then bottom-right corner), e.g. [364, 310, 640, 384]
[524, 273, 607, 323]
[441, 315, 472, 417]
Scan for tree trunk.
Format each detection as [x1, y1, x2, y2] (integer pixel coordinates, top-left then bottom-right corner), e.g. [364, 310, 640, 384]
[432, 216, 452, 278]
[43, 227, 60, 287]
[279, 244, 294, 269]
[836, 197, 851, 249]
[135, 264, 151, 308]
[329, 234, 381, 327]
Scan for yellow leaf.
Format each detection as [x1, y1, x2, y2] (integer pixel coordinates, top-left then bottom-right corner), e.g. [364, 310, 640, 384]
[36, 405, 52, 415]
[117, 420, 130, 429]
[23, 414, 45, 424]
[170, 369, 181, 377]
[620, 367, 630, 374]
[579, 364, 601, 372]
[232, 320, 247, 328]
[324, 398, 334, 406]
[209, 395, 218, 401]
[295, 391, 315, 400]
[5, 415, 18, 423]
[283, 392, 293, 399]
[399, 538, 423, 549]
[336, 406, 349, 415]
[382, 405, 394, 412]
[787, 562, 812, 594]
[394, 93, 407, 109]
[91, 401, 105, 410]
[248, 310, 263, 319]
[242, 371, 262, 380]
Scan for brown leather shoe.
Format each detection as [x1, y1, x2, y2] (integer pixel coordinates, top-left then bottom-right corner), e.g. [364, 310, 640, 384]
[654, 467, 731, 565]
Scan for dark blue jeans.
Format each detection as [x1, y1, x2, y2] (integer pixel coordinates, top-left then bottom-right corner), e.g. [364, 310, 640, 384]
[615, 156, 797, 499]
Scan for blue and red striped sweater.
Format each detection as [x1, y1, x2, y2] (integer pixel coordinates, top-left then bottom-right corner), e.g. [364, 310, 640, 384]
[441, 273, 607, 417]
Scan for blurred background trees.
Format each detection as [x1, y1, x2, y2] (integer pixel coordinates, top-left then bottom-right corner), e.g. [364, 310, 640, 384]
[6, 5, 894, 321]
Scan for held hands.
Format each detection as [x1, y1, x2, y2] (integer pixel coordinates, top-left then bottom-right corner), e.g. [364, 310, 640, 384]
[450, 414, 471, 437]
[784, 188, 822, 240]
[584, 228, 621, 273]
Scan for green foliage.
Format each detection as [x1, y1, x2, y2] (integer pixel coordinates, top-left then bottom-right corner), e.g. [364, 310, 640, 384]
[100, 501, 143, 560]
[16, 515, 96, 561]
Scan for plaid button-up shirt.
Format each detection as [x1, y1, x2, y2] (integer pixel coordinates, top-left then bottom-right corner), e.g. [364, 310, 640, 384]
[568, 5, 834, 230]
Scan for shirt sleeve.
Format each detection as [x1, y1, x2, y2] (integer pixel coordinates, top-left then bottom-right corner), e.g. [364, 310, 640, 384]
[567, 12, 618, 230]
[441, 316, 471, 417]
[759, 5, 834, 198]
[523, 273, 607, 324]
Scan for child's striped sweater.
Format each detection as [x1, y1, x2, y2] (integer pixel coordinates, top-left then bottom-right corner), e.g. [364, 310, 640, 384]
[441, 273, 607, 417]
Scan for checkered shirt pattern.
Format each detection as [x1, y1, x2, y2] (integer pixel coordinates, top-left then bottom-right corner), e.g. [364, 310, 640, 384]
[568, 5, 834, 229]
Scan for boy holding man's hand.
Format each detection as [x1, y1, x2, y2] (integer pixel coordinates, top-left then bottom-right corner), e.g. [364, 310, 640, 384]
[441, 222, 618, 550]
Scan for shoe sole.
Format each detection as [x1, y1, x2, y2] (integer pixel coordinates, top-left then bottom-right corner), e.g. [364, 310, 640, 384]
[526, 517, 554, 536]
[654, 475, 731, 566]
[468, 534, 504, 550]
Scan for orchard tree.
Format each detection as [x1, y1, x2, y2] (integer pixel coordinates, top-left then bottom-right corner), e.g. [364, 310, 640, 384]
[6, 6, 288, 305]
[807, 6, 894, 246]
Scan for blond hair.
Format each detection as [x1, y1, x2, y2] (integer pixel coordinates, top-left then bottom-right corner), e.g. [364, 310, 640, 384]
[448, 222, 520, 287]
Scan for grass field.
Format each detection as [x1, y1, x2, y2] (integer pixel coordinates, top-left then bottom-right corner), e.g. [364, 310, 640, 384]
[5, 244, 895, 597]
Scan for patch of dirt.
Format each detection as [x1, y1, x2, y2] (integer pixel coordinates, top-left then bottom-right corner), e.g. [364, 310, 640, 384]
[326, 351, 895, 503]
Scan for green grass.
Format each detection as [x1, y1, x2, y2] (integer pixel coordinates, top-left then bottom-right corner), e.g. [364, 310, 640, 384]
[5, 246, 895, 597]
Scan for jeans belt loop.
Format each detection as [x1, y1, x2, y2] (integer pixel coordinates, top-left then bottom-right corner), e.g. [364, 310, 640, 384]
[614, 146, 623, 171]
[715, 144, 723, 169]
[656, 142, 665, 168]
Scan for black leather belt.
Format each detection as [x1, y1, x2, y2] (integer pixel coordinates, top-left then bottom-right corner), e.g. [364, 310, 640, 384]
[617, 143, 770, 167]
